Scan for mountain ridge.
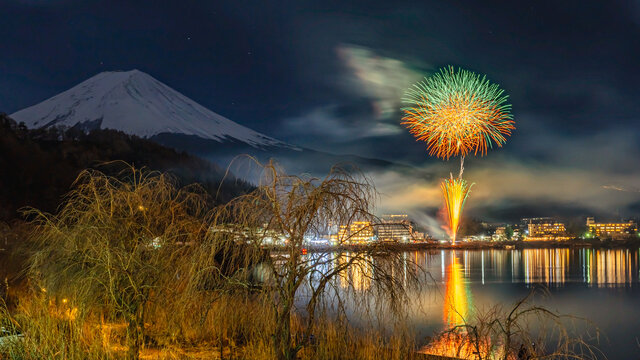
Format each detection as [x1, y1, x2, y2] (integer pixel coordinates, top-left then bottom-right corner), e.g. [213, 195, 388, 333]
[0, 113, 253, 220]
[11, 69, 294, 149]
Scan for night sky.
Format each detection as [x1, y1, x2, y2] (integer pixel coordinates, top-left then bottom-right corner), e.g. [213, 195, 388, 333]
[2, 0, 640, 223]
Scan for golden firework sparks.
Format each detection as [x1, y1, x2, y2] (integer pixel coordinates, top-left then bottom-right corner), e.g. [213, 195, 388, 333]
[402, 67, 514, 160]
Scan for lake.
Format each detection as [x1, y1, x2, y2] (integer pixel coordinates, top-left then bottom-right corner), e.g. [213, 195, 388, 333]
[401, 248, 640, 359]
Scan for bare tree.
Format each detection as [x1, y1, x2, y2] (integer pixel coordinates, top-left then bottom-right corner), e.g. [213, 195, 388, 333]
[26, 164, 211, 360]
[189, 160, 420, 360]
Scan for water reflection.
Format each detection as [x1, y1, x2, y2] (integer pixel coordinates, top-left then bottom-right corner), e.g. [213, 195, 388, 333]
[523, 249, 568, 285]
[318, 248, 640, 359]
[411, 248, 640, 287]
[309, 248, 640, 315]
[443, 252, 472, 327]
[311, 247, 640, 293]
[336, 252, 373, 291]
[521, 248, 639, 286]
[583, 249, 637, 286]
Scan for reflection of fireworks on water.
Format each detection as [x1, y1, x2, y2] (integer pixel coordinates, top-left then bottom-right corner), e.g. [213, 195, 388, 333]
[443, 253, 471, 327]
[401, 66, 514, 160]
[441, 177, 471, 244]
[421, 332, 493, 360]
[420, 331, 511, 360]
[421, 254, 483, 359]
[422, 254, 512, 360]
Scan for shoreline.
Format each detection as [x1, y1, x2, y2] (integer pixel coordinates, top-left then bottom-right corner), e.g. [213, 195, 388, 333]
[294, 238, 640, 253]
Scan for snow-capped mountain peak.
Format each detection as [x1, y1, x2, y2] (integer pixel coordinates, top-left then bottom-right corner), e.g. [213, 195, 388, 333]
[11, 70, 290, 149]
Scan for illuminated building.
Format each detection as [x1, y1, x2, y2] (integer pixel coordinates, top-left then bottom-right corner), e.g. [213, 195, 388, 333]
[377, 214, 413, 243]
[331, 221, 374, 244]
[412, 232, 427, 241]
[493, 225, 519, 241]
[512, 228, 521, 241]
[522, 217, 569, 241]
[493, 226, 506, 241]
[586, 217, 637, 239]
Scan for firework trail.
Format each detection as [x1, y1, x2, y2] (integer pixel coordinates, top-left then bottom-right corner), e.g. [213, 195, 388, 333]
[441, 176, 472, 244]
[402, 66, 514, 244]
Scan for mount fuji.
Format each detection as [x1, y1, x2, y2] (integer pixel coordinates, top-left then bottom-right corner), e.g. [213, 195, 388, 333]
[11, 69, 293, 150]
[11, 70, 411, 175]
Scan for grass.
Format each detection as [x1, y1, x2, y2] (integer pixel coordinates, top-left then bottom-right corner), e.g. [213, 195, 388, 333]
[1, 290, 419, 360]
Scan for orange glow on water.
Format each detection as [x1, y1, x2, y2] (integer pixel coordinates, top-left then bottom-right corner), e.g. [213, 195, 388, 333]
[443, 253, 471, 327]
[421, 253, 481, 359]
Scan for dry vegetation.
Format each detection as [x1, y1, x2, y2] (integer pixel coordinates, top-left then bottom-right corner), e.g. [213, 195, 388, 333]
[421, 289, 603, 360]
[0, 161, 603, 360]
[0, 162, 419, 360]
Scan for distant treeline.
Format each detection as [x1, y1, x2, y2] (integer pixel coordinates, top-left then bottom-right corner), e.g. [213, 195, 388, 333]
[0, 114, 253, 220]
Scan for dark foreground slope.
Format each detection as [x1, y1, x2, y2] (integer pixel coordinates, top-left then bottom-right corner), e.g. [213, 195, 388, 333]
[0, 114, 251, 220]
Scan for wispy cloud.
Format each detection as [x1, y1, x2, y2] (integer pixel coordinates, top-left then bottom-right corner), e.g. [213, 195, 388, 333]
[336, 44, 427, 121]
[602, 185, 640, 193]
[280, 44, 427, 144]
[282, 104, 402, 140]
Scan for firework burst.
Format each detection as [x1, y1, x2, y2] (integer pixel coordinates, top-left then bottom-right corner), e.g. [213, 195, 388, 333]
[402, 67, 514, 160]
[441, 177, 472, 244]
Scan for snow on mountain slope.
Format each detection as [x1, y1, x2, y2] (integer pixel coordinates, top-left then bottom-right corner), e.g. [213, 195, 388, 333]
[11, 70, 291, 149]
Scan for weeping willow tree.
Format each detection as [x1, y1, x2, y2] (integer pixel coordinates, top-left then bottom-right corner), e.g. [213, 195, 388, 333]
[26, 164, 212, 360]
[182, 160, 420, 360]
